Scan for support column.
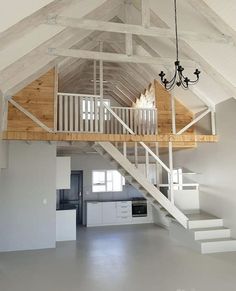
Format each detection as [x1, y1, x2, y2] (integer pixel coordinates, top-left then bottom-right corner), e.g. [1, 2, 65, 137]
[168, 141, 174, 204]
[211, 109, 216, 135]
[99, 42, 104, 133]
[93, 60, 97, 95]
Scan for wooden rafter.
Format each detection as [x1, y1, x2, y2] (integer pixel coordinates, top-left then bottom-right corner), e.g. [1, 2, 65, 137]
[48, 15, 231, 44]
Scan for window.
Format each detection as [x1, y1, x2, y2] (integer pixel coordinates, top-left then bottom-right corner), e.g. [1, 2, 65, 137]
[92, 170, 125, 192]
[82, 99, 110, 120]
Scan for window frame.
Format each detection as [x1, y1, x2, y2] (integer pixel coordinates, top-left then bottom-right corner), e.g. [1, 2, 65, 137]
[92, 170, 125, 193]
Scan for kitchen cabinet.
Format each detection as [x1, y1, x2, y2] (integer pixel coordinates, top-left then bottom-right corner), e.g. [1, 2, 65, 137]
[102, 202, 117, 224]
[87, 202, 102, 226]
[56, 209, 76, 241]
[56, 157, 71, 189]
[87, 201, 153, 227]
[116, 201, 132, 224]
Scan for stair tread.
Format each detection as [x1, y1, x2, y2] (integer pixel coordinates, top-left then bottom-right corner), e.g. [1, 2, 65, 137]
[192, 226, 229, 232]
[198, 237, 236, 243]
[186, 211, 221, 221]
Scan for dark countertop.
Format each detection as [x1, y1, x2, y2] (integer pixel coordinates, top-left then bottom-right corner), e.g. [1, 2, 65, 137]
[56, 204, 77, 211]
[86, 198, 146, 203]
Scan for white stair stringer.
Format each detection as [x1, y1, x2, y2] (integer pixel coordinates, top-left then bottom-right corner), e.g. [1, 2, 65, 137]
[170, 212, 236, 254]
[93, 142, 189, 228]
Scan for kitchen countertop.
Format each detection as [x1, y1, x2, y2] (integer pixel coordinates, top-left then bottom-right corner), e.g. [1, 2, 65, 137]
[86, 198, 146, 203]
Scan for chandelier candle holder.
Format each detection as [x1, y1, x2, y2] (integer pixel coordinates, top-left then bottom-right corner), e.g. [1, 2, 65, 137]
[159, 0, 201, 90]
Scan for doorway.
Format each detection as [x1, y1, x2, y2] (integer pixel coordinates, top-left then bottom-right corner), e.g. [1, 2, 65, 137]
[59, 171, 83, 225]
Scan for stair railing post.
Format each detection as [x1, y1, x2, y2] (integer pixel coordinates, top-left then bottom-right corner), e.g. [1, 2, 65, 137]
[145, 149, 149, 180]
[134, 142, 138, 168]
[123, 141, 127, 158]
[155, 142, 159, 187]
[99, 42, 104, 133]
[211, 108, 216, 135]
[168, 141, 174, 204]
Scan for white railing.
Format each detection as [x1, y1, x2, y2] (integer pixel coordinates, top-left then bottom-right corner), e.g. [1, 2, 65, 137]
[103, 104, 175, 200]
[57, 93, 158, 135]
[108, 107, 157, 135]
[57, 93, 103, 132]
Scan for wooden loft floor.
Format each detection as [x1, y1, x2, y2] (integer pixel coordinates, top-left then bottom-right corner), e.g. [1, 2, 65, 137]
[2, 68, 218, 148]
[2, 131, 217, 144]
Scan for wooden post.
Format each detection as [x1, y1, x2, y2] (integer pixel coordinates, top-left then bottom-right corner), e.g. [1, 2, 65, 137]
[134, 142, 138, 168]
[211, 110, 216, 135]
[93, 60, 97, 95]
[123, 142, 127, 158]
[155, 142, 159, 187]
[145, 149, 149, 179]
[168, 141, 174, 204]
[99, 42, 104, 133]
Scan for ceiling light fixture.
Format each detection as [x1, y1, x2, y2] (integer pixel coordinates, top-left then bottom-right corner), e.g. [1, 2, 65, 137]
[159, 0, 201, 90]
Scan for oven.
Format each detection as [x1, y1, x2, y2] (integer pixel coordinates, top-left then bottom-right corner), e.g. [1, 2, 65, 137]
[132, 200, 147, 217]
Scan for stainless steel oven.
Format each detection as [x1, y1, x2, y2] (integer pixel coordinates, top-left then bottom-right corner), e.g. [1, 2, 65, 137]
[132, 200, 147, 217]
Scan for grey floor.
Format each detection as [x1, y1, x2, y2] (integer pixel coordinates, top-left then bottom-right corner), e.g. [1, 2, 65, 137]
[1, 224, 236, 291]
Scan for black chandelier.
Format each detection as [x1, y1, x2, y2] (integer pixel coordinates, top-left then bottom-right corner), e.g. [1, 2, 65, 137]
[159, 0, 201, 90]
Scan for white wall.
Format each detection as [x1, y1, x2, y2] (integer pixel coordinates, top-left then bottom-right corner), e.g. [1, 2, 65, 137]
[0, 140, 8, 170]
[165, 98, 236, 236]
[0, 141, 57, 252]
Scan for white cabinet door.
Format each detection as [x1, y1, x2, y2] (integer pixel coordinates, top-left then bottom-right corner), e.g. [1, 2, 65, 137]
[56, 157, 71, 189]
[87, 202, 102, 226]
[102, 202, 117, 225]
[116, 201, 132, 224]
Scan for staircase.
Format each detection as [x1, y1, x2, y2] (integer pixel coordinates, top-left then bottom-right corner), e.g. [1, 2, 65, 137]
[93, 141, 189, 228]
[93, 141, 236, 254]
[170, 213, 236, 254]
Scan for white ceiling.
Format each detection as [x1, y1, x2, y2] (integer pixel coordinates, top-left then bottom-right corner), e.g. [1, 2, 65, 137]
[0, 0, 236, 113]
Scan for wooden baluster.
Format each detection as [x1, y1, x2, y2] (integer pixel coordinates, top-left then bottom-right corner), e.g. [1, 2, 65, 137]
[138, 109, 141, 135]
[111, 109, 114, 134]
[126, 108, 129, 134]
[130, 108, 133, 133]
[142, 109, 145, 135]
[58, 94, 63, 131]
[85, 96, 88, 132]
[90, 96, 93, 132]
[122, 108, 126, 134]
[94, 98, 98, 132]
[74, 96, 79, 131]
[80, 96, 83, 132]
[64, 95, 68, 131]
[69, 95, 73, 131]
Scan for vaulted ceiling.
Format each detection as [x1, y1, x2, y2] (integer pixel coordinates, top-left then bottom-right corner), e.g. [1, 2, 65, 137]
[1, 0, 236, 112]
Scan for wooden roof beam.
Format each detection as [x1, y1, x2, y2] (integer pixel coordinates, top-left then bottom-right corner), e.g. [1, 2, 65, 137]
[48, 48, 196, 67]
[47, 15, 232, 44]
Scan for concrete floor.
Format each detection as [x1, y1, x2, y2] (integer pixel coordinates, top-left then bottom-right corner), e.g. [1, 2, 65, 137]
[1, 224, 236, 291]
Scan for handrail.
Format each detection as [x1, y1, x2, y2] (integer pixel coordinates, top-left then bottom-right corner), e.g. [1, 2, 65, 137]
[159, 183, 199, 188]
[177, 108, 211, 135]
[58, 92, 101, 98]
[111, 106, 157, 110]
[104, 103, 170, 173]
